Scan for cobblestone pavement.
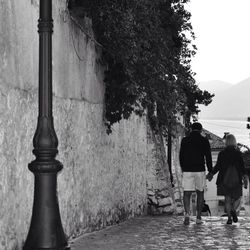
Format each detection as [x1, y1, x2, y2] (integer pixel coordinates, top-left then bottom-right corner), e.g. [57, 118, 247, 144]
[71, 215, 250, 250]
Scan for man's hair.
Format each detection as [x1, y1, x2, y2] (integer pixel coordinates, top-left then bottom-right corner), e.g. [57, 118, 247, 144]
[191, 122, 202, 131]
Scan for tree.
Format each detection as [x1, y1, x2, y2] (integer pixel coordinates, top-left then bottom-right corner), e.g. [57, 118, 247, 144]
[69, 0, 214, 135]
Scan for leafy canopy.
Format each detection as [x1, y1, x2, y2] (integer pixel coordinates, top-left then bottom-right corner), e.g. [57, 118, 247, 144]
[69, 0, 214, 134]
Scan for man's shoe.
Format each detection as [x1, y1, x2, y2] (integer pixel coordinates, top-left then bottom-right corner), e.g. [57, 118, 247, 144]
[196, 218, 202, 224]
[227, 218, 233, 224]
[184, 216, 190, 225]
[231, 210, 238, 223]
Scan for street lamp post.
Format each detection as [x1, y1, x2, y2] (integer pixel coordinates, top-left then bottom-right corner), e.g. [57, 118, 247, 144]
[23, 0, 69, 249]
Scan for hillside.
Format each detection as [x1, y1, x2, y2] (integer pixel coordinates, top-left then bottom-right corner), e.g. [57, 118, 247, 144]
[198, 77, 250, 120]
[198, 80, 233, 94]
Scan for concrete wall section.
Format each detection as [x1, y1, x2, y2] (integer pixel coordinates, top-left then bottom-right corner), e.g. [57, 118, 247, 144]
[0, 0, 104, 103]
[0, 0, 38, 91]
[0, 85, 36, 250]
[53, 0, 105, 103]
[0, 83, 149, 249]
[55, 98, 148, 236]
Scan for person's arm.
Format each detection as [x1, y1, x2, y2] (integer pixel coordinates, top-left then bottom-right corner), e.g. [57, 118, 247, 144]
[179, 138, 185, 172]
[239, 152, 247, 175]
[204, 139, 213, 173]
[211, 151, 223, 175]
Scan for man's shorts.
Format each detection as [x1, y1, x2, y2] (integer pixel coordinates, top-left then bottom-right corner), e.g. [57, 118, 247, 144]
[182, 171, 206, 192]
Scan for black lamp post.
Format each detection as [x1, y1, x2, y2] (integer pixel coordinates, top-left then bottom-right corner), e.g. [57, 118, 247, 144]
[23, 0, 69, 249]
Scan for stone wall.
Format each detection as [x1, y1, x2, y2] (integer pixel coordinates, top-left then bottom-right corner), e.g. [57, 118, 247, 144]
[171, 124, 186, 215]
[146, 126, 176, 215]
[0, 0, 104, 102]
[0, 1, 176, 249]
[0, 83, 149, 249]
[146, 123, 185, 216]
[56, 99, 148, 237]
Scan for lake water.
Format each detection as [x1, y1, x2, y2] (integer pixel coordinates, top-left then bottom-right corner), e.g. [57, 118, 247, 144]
[199, 119, 250, 148]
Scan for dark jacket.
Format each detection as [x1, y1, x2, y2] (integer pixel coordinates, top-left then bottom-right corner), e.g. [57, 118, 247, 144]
[179, 131, 213, 172]
[212, 146, 246, 186]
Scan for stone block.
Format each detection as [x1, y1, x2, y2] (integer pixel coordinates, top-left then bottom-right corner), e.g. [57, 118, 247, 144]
[162, 205, 175, 214]
[174, 191, 181, 200]
[176, 207, 184, 215]
[158, 197, 173, 207]
[159, 189, 170, 198]
[148, 196, 158, 205]
[147, 190, 155, 196]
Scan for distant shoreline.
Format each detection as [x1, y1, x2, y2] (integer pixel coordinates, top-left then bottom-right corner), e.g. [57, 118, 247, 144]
[197, 118, 250, 147]
[199, 117, 246, 122]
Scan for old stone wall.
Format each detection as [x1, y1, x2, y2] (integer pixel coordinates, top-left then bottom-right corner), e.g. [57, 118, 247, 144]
[0, 1, 175, 249]
[146, 126, 176, 215]
[145, 123, 186, 216]
[0, 83, 149, 249]
[0, 0, 104, 103]
[171, 123, 186, 215]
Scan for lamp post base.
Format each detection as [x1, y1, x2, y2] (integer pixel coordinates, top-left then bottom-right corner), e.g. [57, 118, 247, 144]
[23, 166, 70, 250]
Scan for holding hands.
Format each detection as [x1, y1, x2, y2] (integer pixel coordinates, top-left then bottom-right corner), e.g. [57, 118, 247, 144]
[206, 172, 213, 182]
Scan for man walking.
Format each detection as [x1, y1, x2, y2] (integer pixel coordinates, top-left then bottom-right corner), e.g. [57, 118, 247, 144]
[179, 122, 213, 225]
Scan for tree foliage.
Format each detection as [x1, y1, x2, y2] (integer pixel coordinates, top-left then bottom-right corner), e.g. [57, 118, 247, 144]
[69, 0, 214, 134]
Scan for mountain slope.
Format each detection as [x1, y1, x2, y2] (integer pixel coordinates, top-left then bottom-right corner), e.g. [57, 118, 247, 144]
[199, 77, 250, 120]
[198, 80, 233, 94]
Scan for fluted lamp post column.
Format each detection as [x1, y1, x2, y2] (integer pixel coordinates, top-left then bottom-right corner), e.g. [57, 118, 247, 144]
[23, 0, 69, 249]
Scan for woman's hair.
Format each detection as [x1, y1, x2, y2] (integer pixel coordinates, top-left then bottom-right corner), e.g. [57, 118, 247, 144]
[225, 134, 237, 147]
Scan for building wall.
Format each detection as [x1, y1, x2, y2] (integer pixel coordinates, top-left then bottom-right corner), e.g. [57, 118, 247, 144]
[0, 1, 175, 249]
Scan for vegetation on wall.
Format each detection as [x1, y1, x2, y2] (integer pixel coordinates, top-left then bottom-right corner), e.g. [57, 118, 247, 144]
[68, 0, 214, 135]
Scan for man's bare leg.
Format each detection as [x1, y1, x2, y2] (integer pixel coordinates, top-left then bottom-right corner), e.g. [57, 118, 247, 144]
[183, 191, 192, 224]
[196, 190, 204, 224]
[196, 190, 204, 219]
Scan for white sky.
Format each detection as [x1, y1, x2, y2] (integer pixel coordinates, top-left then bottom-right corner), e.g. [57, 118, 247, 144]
[187, 0, 250, 84]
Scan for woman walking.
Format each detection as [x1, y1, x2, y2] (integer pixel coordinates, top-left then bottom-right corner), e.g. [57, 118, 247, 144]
[208, 134, 248, 224]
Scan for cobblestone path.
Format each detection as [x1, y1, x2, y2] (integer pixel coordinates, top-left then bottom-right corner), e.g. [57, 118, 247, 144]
[71, 215, 250, 250]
